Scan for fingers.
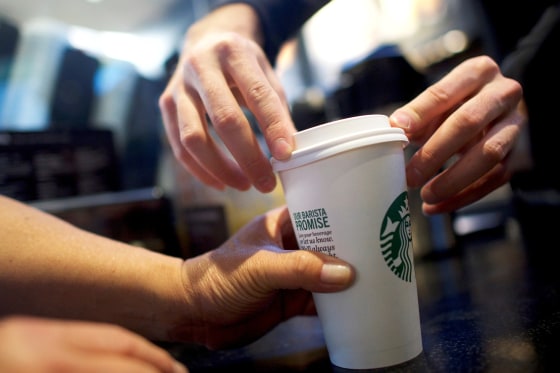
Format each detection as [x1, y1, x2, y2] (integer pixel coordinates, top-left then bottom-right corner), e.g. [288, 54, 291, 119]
[159, 82, 231, 191]
[420, 108, 522, 206]
[192, 206, 354, 304]
[388, 56, 525, 213]
[253, 207, 355, 292]
[405, 74, 522, 189]
[390, 56, 502, 138]
[229, 46, 296, 161]
[160, 61, 253, 191]
[160, 32, 295, 193]
[247, 245, 355, 294]
[176, 207, 354, 349]
[62, 321, 185, 373]
[421, 161, 511, 215]
[0, 316, 188, 373]
[265, 250, 355, 292]
[205, 35, 294, 191]
[64, 354, 185, 373]
[175, 80, 254, 190]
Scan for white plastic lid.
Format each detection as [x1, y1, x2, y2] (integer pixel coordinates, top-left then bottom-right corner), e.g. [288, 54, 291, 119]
[271, 114, 408, 172]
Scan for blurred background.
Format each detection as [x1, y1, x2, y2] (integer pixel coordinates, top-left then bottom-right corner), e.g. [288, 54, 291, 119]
[0, 0, 511, 258]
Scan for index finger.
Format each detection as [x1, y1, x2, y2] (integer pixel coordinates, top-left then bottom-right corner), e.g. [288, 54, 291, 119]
[390, 56, 499, 138]
[223, 42, 297, 161]
[187, 40, 278, 192]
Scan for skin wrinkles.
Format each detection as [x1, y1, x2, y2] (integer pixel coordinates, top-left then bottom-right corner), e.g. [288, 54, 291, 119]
[422, 163, 511, 214]
[422, 111, 522, 206]
[406, 58, 523, 188]
[175, 61, 253, 188]
[221, 39, 293, 161]
[159, 4, 528, 212]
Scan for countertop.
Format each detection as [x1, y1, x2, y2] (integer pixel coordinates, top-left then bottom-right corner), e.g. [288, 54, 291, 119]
[164, 209, 560, 373]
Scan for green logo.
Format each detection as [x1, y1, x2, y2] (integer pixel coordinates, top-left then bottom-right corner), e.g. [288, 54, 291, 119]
[380, 191, 413, 282]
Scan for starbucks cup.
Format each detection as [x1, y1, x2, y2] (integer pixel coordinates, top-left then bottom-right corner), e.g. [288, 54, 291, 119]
[271, 114, 422, 369]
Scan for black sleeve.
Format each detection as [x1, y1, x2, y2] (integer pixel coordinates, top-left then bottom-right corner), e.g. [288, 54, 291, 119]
[501, 4, 560, 190]
[213, 0, 330, 63]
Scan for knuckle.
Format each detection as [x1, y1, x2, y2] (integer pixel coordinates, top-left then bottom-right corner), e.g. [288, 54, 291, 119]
[482, 137, 510, 163]
[158, 91, 174, 112]
[182, 52, 205, 77]
[214, 33, 241, 55]
[247, 80, 273, 104]
[426, 84, 452, 106]
[179, 125, 206, 150]
[210, 106, 245, 134]
[259, 110, 285, 134]
[418, 145, 438, 164]
[504, 78, 524, 100]
[110, 333, 141, 355]
[455, 106, 485, 132]
[292, 251, 319, 279]
[472, 55, 500, 73]
[489, 77, 523, 109]
[214, 32, 261, 62]
[460, 56, 500, 86]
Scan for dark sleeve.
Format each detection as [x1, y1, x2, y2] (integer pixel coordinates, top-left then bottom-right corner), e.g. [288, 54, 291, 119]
[501, 4, 560, 190]
[213, 0, 330, 63]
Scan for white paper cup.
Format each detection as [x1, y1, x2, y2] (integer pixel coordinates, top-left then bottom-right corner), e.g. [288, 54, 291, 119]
[271, 114, 422, 369]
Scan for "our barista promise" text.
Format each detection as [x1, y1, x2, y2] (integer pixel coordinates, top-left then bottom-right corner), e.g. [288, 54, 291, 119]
[292, 208, 330, 231]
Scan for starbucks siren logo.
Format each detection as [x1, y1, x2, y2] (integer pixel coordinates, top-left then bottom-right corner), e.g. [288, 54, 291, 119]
[380, 191, 413, 282]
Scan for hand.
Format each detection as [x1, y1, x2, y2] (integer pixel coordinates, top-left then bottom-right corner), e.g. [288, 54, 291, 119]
[0, 316, 187, 373]
[159, 4, 296, 193]
[171, 206, 355, 350]
[389, 56, 527, 215]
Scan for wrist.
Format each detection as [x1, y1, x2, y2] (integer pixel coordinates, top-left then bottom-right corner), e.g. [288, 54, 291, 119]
[187, 3, 263, 47]
[131, 254, 189, 342]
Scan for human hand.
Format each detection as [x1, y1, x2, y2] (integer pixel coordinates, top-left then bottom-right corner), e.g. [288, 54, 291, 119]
[0, 316, 187, 373]
[171, 206, 354, 350]
[389, 56, 527, 215]
[159, 4, 296, 194]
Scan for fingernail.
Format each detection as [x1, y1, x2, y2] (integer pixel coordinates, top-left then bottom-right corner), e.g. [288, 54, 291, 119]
[320, 263, 352, 285]
[390, 111, 412, 130]
[256, 174, 277, 193]
[273, 138, 293, 160]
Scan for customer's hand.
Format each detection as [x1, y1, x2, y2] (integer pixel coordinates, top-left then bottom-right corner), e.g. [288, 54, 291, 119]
[173, 206, 355, 350]
[0, 316, 187, 373]
[159, 4, 296, 193]
[390, 55, 527, 214]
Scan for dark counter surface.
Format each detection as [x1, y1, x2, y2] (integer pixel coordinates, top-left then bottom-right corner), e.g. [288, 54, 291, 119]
[164, 215, 560, 373]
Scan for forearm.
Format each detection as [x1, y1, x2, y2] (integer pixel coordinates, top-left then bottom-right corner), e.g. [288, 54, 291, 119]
[0, 195, 187, 341]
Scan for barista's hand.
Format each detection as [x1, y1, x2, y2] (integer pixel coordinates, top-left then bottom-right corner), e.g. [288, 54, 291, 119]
[390, 56, 527, 215]
[159, 4, 295, 193]
[0, 316, 187, 373]
[172, 206, 354, 350]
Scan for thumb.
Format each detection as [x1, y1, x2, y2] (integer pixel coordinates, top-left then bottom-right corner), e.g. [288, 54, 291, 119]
[256, 249, 355, 293]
